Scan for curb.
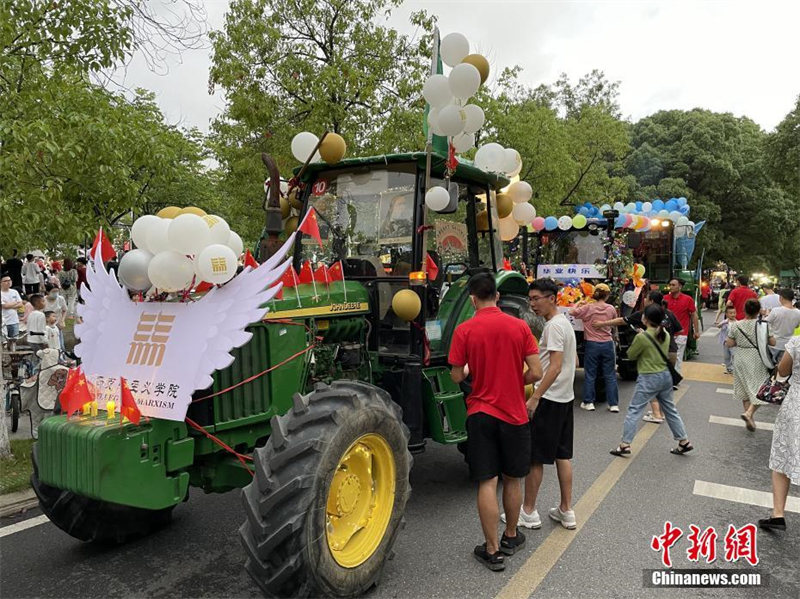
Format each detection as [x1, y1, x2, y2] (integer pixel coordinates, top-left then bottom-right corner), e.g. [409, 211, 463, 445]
[0, 488, 38, 518]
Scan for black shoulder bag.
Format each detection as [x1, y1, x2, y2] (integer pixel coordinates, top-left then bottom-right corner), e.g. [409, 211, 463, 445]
[643, 332, 683, 386]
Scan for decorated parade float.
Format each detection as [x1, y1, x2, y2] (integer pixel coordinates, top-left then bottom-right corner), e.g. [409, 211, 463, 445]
[31, 30, 542, 598]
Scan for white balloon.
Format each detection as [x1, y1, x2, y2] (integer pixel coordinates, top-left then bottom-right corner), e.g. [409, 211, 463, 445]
[423, 74, 453, 108]
[291, 132, 319, 163]
[501, 148, 522, 177]
[196, 244, 238, 285]
[425, 186, 450, 211]
[448, 63, 481, 99]
[508, 181, 533, 203]
[613, 202, 625, 212]
[452, 131, 475, 153]
[227, 231, 244, 257]
[437, 104, 467, 136]
[599, 204, 612, 214]
[427, 107, 443, 136]
[145, 218, 173, 255]
[203, 215, 231, 245]
[440, 32, 469, 67]
[147, 251, 195, 292]
[462, 104, 485, 134]
[557, 215, 573, 230]
[677, 216, 690, 226]
[474, 144, 503, 172]
[118, 249, 153, 291]
[168, 213, 211, 255]
[512, 202, 536, 225]
[625, 202, 636, 213]
[658, 209, 670, 217]
[131, 215, 160, 252]
[669, 210, 681, 222]
[642, 201, 653, 213]
[498, 216, 520, 241]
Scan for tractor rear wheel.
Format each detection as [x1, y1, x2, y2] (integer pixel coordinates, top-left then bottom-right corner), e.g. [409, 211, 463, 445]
[240, 380, 412, 598]
[30, 444, 175, 543]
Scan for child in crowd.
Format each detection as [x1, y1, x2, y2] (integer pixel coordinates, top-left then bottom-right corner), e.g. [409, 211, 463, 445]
[716, 305, 738, 374]
[26, 294, 47, 351]
[44, 311, 61, 350]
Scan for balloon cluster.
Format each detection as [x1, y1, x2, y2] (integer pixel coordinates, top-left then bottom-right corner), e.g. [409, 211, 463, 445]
[119, 207, 244, 293]
[532, 197, 696, 235]
[290, 131, 347, 165]
[475, 180, 536, 242]
[423, 33, 489, 155]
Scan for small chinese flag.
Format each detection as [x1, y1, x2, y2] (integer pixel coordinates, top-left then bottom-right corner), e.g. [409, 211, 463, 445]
[91, 228, 116, 262]
[195, 281, 213, 293]
[503, 258, 512, 271]
[119, 377, 142, 425]
[298, 260, 314, 284]
[426, 253, 439, 281]
[313, 264, 330, 284]
[60, 368, 93, 417]
[280, 265, 298, 288]
[446, 141, 459, 172]
[243, 249, 259, 269]
[328, 260, 344, 282]
[298, 207, 323, 247]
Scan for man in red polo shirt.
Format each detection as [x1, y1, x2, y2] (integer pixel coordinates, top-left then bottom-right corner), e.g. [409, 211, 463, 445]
[449, 272, 542, 571]
[663, 277, 700, 373]
[727, 275, 758, 320]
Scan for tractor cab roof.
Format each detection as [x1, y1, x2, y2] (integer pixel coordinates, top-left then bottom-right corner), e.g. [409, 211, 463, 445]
[295, 152, 510, 189]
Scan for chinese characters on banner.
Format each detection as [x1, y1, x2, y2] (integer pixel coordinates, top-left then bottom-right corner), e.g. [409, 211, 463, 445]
[651, 522, 758, 568]
[536, 263, 603, 279]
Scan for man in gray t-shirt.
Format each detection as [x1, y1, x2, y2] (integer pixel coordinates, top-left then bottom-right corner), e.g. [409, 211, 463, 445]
[766, 289, 800, 349]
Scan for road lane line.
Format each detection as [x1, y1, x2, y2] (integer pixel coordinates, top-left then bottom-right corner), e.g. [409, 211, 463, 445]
[693, 480, 800, 513]
[715, 387, 734, 394]
[0, 515, 50, 538]
[708, 415, 774, 431]
[496, 386, 689, 599]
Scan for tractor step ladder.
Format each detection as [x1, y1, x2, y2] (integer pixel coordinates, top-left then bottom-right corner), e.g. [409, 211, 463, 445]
[422, 367, 468, 444]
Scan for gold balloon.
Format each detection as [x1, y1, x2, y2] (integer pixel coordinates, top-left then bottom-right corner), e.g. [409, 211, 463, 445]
[496, 193, 513, 219]
[392, 289, 421, 322]
[284, 216, 298, 235]
[462, 54, 490, 84]
[288, 187, 303, 210]
[280, 197, 291, 219]
[319, 133, 347, 164]
[476, 209, 489, 232]
[179, 206, 207, 217]
[156, 206, 181, 219]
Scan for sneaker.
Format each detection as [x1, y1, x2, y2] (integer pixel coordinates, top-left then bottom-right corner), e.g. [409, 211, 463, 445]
[672, 385, 679, 391]
[643, 414, 664, 424]
[607, 405, 620, 412]
[580, 402, 595, 411]
[500, 508, 542, 529]
[499, 529, 527, 555]
[474, 543, 505, 571]
[549, 506, 577, 530]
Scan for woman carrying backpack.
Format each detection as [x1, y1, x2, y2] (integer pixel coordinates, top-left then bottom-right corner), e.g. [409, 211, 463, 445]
[610, 304, 693, 457]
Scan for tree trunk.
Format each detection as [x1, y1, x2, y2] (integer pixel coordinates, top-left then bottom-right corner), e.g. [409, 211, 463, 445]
[0, 349, 12, 459]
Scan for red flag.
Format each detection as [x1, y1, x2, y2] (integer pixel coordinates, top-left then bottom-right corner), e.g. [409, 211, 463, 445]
[298, 260, 314, 284]
[195, 281, 213, 293]
[328, 261, 344, 282]
[91, 228, 116, 262]
[314, 264, 330, 284]
[280, 265, 298, 288]
[298, 207, 323, 247]
[60, 368, 93, 417]
[243, 249, 259, 269]
[503, 258, 512, 271]
[119, 377, 141, 425]
[426, 253, 439, 281]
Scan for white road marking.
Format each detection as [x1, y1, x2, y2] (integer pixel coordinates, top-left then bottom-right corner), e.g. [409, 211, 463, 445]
[702, 327, 720, 337]
[715, 387, 734, 395]
[709, 415, 774, 431]
[693, 480, 800, 513]
[0, 514, 50, 538]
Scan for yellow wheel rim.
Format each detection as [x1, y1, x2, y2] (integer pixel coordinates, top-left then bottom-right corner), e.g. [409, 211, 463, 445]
[325, 433, 396, 568]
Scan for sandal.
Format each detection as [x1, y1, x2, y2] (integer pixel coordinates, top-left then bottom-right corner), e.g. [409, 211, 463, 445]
[610, 444, 631, 457]
[670, 441, 694, 455]
[740, 413, 756, 431]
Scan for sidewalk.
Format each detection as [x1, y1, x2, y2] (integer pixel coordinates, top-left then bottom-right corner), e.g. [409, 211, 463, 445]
[0, 488, 37, 518]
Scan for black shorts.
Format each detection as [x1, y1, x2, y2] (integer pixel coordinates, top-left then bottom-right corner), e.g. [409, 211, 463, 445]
[530, 398, 574, 464]
[466, 412, 531, 481]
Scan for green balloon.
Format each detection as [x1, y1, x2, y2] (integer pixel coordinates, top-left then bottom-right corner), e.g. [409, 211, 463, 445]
[573, 214, 588, 229]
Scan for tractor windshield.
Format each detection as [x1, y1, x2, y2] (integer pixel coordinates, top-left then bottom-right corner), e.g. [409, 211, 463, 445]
[538, 230, 606, 266]
[627, 228, 673, 282]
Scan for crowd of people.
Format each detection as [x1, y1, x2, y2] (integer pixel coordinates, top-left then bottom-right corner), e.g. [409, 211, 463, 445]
[448, 271, 798, 570]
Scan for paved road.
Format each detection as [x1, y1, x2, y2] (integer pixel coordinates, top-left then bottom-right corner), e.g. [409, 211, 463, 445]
[2, 310, 798, 598]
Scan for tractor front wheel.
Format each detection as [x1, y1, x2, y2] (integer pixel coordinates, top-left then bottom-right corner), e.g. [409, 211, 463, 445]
[240, 380, 412, 598]
[30, 444, 175, 543]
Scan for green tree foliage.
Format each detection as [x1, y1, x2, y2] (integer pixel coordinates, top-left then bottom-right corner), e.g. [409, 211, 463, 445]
[208, 0, 435, 242]
[0, 1, 215, 252]
[765, 95, 800, 200]
[627, 109, 799, 272]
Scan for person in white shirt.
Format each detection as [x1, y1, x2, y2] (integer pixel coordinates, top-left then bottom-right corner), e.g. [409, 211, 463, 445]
[26, 294, 47, 350]
[520, 278, 578, 531]
[1, 275, 23, 350]
[21, 254, 41, 296]
[766, 289, 800, 350]
[43, 283, 68, 323]
[760, 283, 781, 313]
[44, 311, 61, 350]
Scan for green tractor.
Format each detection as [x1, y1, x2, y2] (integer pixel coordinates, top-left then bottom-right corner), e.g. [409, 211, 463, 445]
[32, 152, 531, 597]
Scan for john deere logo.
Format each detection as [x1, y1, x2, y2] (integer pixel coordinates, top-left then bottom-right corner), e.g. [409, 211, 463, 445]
[127, 312, 175, 367]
